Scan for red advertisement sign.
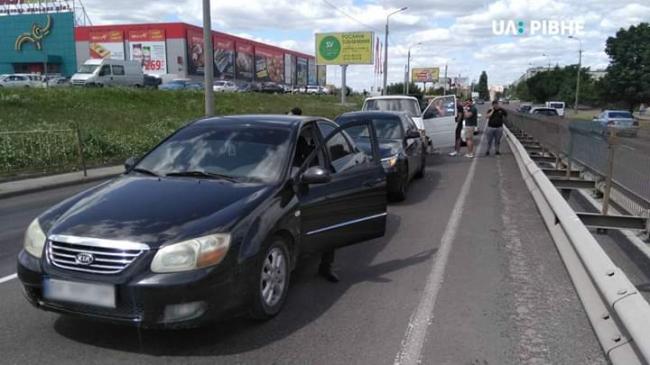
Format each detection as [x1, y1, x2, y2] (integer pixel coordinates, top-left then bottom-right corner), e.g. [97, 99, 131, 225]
[129, 29, 167, 74]
[236, 42, 254, 81]
[255, 46, 284, 83]
[214, 36, 235, 79]
[89, 30, 125, 60]
[187, 29, 205, 75]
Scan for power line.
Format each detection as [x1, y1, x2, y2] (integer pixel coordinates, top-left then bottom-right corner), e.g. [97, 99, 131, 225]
[319, 0, 380, 33]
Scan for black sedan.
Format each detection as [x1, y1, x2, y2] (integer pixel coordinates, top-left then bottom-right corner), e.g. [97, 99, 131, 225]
[336, 111, 425, 201]
[18, 115, 387, 328]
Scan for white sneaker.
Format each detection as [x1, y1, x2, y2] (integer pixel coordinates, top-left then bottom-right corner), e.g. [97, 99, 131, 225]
[448, 151, 458, 157]
[464, 153, 474, 158]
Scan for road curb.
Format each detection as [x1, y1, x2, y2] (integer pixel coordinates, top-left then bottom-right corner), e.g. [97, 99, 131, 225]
[0, 168, 121, 200]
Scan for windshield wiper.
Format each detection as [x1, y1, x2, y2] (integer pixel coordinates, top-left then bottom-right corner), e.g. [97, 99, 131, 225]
[131, 167, 159, 177]
[166, 170, 239, 182]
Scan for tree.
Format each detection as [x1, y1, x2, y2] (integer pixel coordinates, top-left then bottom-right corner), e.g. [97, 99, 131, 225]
[600, 23, 650, 110]
[477, 71, 489, 100]
[386, 82, 422, 97]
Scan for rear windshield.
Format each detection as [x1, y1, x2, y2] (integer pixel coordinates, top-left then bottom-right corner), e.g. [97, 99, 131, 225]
[608, 111, 633, 119]
[549, 103, 564, 108]
[363, 99, 421, 118]
[338, 116, 403, 140]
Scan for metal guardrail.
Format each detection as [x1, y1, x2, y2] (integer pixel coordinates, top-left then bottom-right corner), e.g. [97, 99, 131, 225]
[505, 126, 650, 364]
[0, 127, 86, 178]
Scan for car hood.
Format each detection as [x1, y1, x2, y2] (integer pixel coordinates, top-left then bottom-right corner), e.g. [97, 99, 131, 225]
[71, 73, 94, 81]
[45, 176, 271, 247]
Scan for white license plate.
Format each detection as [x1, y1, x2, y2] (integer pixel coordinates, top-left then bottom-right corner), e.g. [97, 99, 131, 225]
[43, 278, 116, 308]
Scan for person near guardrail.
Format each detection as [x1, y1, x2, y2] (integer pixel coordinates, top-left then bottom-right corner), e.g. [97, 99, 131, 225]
[484, 100, 508, 156]
[448, 99, 466, 157]
[462, 98, 478, 158]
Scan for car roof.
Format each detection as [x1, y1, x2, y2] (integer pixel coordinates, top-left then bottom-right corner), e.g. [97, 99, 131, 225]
[364, 95, 418, 101]
[338, 111, 406, 119]
[191, 115, 322, 130]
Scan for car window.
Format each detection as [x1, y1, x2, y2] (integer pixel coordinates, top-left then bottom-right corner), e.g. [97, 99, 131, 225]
[293, 125, 321, 169]
[363, 99, 421, 118]
[112, 65, 125, 75]
[99, 65, 111, 76]
[609, 111, 633, 119]
[324, 131, 357, 173]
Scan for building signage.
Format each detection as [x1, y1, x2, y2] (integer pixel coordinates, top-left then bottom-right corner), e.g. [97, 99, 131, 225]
[129, 29, 167, 75]
[213, 36, 235, 79]
[315, 32, 374, 65]
[0, 0, 71, 15]
[411, 67, 440, 83]
[14, 14, 51, 51]
[89, 30, 124, 60]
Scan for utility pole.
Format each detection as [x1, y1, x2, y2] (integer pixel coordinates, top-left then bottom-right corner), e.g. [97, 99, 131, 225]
[382, 7, 407, 95]
[569, 36, 582, 114]
[443, 64, 448, 95]
[202, 0, 215, 116]
[405, 42, 421, 95]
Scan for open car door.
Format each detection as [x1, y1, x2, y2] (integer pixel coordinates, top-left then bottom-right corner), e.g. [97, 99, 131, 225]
[297, 120, 387, 254]
[422, 95, 457, 149]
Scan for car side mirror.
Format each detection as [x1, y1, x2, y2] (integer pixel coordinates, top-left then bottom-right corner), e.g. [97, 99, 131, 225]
[405, 130, 421, 139]
[124, 156, 137, 172]
[301, 166, 331, 184]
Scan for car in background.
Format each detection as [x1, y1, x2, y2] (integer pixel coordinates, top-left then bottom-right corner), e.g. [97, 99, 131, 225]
[159, 79, 203, 91]
[336, 111, 425, 201]
[592, 110, 639, 137]
[517, 104, 532, 113]
[71, 59, 144, 87]
[260, 82, 284, 93]
[17, 114, 386, 328]
[306, 85, 324, 95]
[362, 96, 426, 136]
[530, 107, 559, 116]
[43, 76, 69, 88]
[144, 74, 162, 89]
[545, 101, 566, 117]
[0, 74, 32, 88]
[236, 83, 253, 93]
[213, 80, 237, 92]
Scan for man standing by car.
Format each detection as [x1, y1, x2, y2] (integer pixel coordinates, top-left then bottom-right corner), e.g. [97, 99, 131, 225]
[449, 99, 466, 157]
[484, 101, 507, 156]
[463, 98, 478, 158]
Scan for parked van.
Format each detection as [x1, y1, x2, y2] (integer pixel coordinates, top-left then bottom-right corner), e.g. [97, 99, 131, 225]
[71, 59, 144, 87]
[545, 101, 565, 117]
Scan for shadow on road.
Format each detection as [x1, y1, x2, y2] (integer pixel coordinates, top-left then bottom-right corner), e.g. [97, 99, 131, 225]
[53, 213, 436, 357]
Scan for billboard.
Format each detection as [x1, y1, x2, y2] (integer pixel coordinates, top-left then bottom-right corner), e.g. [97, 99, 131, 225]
[213, 36, 235, 79]
[89, 31, 125, 60]
[255, 47, 284, 83]
[307, 58, 316, 85]
[129, 29, 167, 75]
[411, 67, 440, 83]
[315, 32, 374, 65]
[284, 53, 295, 86]
[317, 65, 327, 86]
[236, 42, 254, 81]
[296, 57, 307, 86]
[187, 29, 205, 75]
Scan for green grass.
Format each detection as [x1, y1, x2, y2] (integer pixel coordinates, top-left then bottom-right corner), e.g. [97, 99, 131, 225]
[0, 88, 363, 178]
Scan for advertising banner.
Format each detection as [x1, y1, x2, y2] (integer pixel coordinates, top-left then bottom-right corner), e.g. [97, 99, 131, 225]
[213, 36, 235, 79]
[296, 57, 307, 86]
[411, 67, 440, 83]
[308, 58, 316, 85]
[187, 29, 205, 75]
[255, 47, 284, 83]
[284, 53, 295, 86]
[317, 65, 327, 86]
[89, 31, 125, 60]
[236, 42, 254, 81]
[128, 29, 167, 75]
[315, 31, 374, 65]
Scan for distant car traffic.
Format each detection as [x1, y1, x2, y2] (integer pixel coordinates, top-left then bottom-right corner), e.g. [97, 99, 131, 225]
[71, 59, 144, 87]
[545, 101, 566, 117]
[260, 82, 284, 93]
[517, 104, 532, 113]
[530, 107, 559, 116]
[0, 74, 32, 88]
[159, 79, 203, 91]
[17, 114, 387, 328]
[213, 80, 237, 92]
[336, 111, 425, 201]
[306, 85, 324, 95]
[592, 110, 639, 137]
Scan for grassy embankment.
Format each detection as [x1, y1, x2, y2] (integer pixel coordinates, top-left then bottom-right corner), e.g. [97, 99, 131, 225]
[0, 88, 362, 179]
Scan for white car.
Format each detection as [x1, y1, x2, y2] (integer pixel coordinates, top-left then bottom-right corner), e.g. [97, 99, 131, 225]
[0, 74, 32, 88]
[362, 96, 425, 131]
[306, 85, 323, 94]
[213, 80, 237, 92]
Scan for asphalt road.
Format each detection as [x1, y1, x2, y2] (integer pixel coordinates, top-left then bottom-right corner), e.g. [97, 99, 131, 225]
[0, 119, 606, 364]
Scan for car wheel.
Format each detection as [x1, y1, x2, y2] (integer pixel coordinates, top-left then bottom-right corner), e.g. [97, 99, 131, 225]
[414, 154, 426, 179]
[249, 237, 291, 320]
[391, 168, 408, 202]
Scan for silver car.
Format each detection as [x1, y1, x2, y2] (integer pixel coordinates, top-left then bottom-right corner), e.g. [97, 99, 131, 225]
[592, 110, 639, 137]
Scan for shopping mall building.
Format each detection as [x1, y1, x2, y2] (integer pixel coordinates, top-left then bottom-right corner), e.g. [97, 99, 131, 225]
[0, 8, 324, 86]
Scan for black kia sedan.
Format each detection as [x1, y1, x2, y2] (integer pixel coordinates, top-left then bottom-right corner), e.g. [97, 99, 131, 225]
[336, 111, 425, 201]
[18, 115, 387, 328]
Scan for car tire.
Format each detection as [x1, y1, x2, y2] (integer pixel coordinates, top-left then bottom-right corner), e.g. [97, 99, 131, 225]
[249, 237, 291, 320]
[414, 154, 426, 179]
[391, 168, 408, 202]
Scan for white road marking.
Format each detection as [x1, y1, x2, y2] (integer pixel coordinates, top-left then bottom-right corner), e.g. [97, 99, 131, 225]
[0, 273, 17, 284]
[394, 127, 486, 365]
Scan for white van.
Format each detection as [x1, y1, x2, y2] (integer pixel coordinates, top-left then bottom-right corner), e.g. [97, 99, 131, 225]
[71, 59, 144, 87]
[545, 101, 566, 117]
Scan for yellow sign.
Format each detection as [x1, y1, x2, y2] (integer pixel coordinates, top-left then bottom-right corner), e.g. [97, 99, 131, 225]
[316, 32, 374, 65]
[411, 67, 440, 83]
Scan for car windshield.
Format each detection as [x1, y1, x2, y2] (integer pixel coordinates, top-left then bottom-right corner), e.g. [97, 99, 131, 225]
[135, 124, 291, 183]
[609, 111, 633, 118]
[363, 99, 421, 118]
[214, 81, 225, 86]
[77, 64, 99, 74]
[549, 103, 564, 108]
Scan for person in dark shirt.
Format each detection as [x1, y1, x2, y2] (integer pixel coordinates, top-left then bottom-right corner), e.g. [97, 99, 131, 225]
[484, 101, 508, 156]
[462, 98, 478, 158]
[448, 99, 466, 156]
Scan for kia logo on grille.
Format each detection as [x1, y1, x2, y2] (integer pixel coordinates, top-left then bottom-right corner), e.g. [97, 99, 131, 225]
[75, 252, 94, 265]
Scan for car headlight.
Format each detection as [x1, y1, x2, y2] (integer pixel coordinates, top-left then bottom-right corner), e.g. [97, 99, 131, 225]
[24, 218, 46, 258]
[381, 155, 399, 169]
[150, 234, 231, 273]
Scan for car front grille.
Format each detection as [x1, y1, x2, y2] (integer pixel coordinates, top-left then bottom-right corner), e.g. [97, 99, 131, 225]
[46, 235, 149, 275]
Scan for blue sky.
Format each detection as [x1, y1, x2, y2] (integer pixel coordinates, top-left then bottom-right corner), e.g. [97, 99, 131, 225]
[83, 0, 650, 91]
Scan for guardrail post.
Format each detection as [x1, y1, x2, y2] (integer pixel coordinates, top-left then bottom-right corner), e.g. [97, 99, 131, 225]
[74, 124, 87, 177]
[602, 128, 618, 215]
[566, 131, 574, 178]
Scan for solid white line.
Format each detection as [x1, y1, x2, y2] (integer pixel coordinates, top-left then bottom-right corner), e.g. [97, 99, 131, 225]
[0, 273, 17, 284]
[394, 128, 486, 365]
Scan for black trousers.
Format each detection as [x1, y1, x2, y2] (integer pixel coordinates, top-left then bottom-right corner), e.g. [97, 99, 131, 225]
[320, 250, 335, 269]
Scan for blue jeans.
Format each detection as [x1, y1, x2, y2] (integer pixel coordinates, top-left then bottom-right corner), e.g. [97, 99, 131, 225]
[485, 127, 503, 153]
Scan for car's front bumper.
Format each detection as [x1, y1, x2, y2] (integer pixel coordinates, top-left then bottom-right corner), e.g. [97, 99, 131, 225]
[17, 249, 249, 328]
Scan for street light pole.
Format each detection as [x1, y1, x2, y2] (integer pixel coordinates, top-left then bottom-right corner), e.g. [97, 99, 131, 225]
[382, 6, 407, 95]
[202, 0, 215, 117]
[569, 36, 582, 114]
[405, 42, 421, 95]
